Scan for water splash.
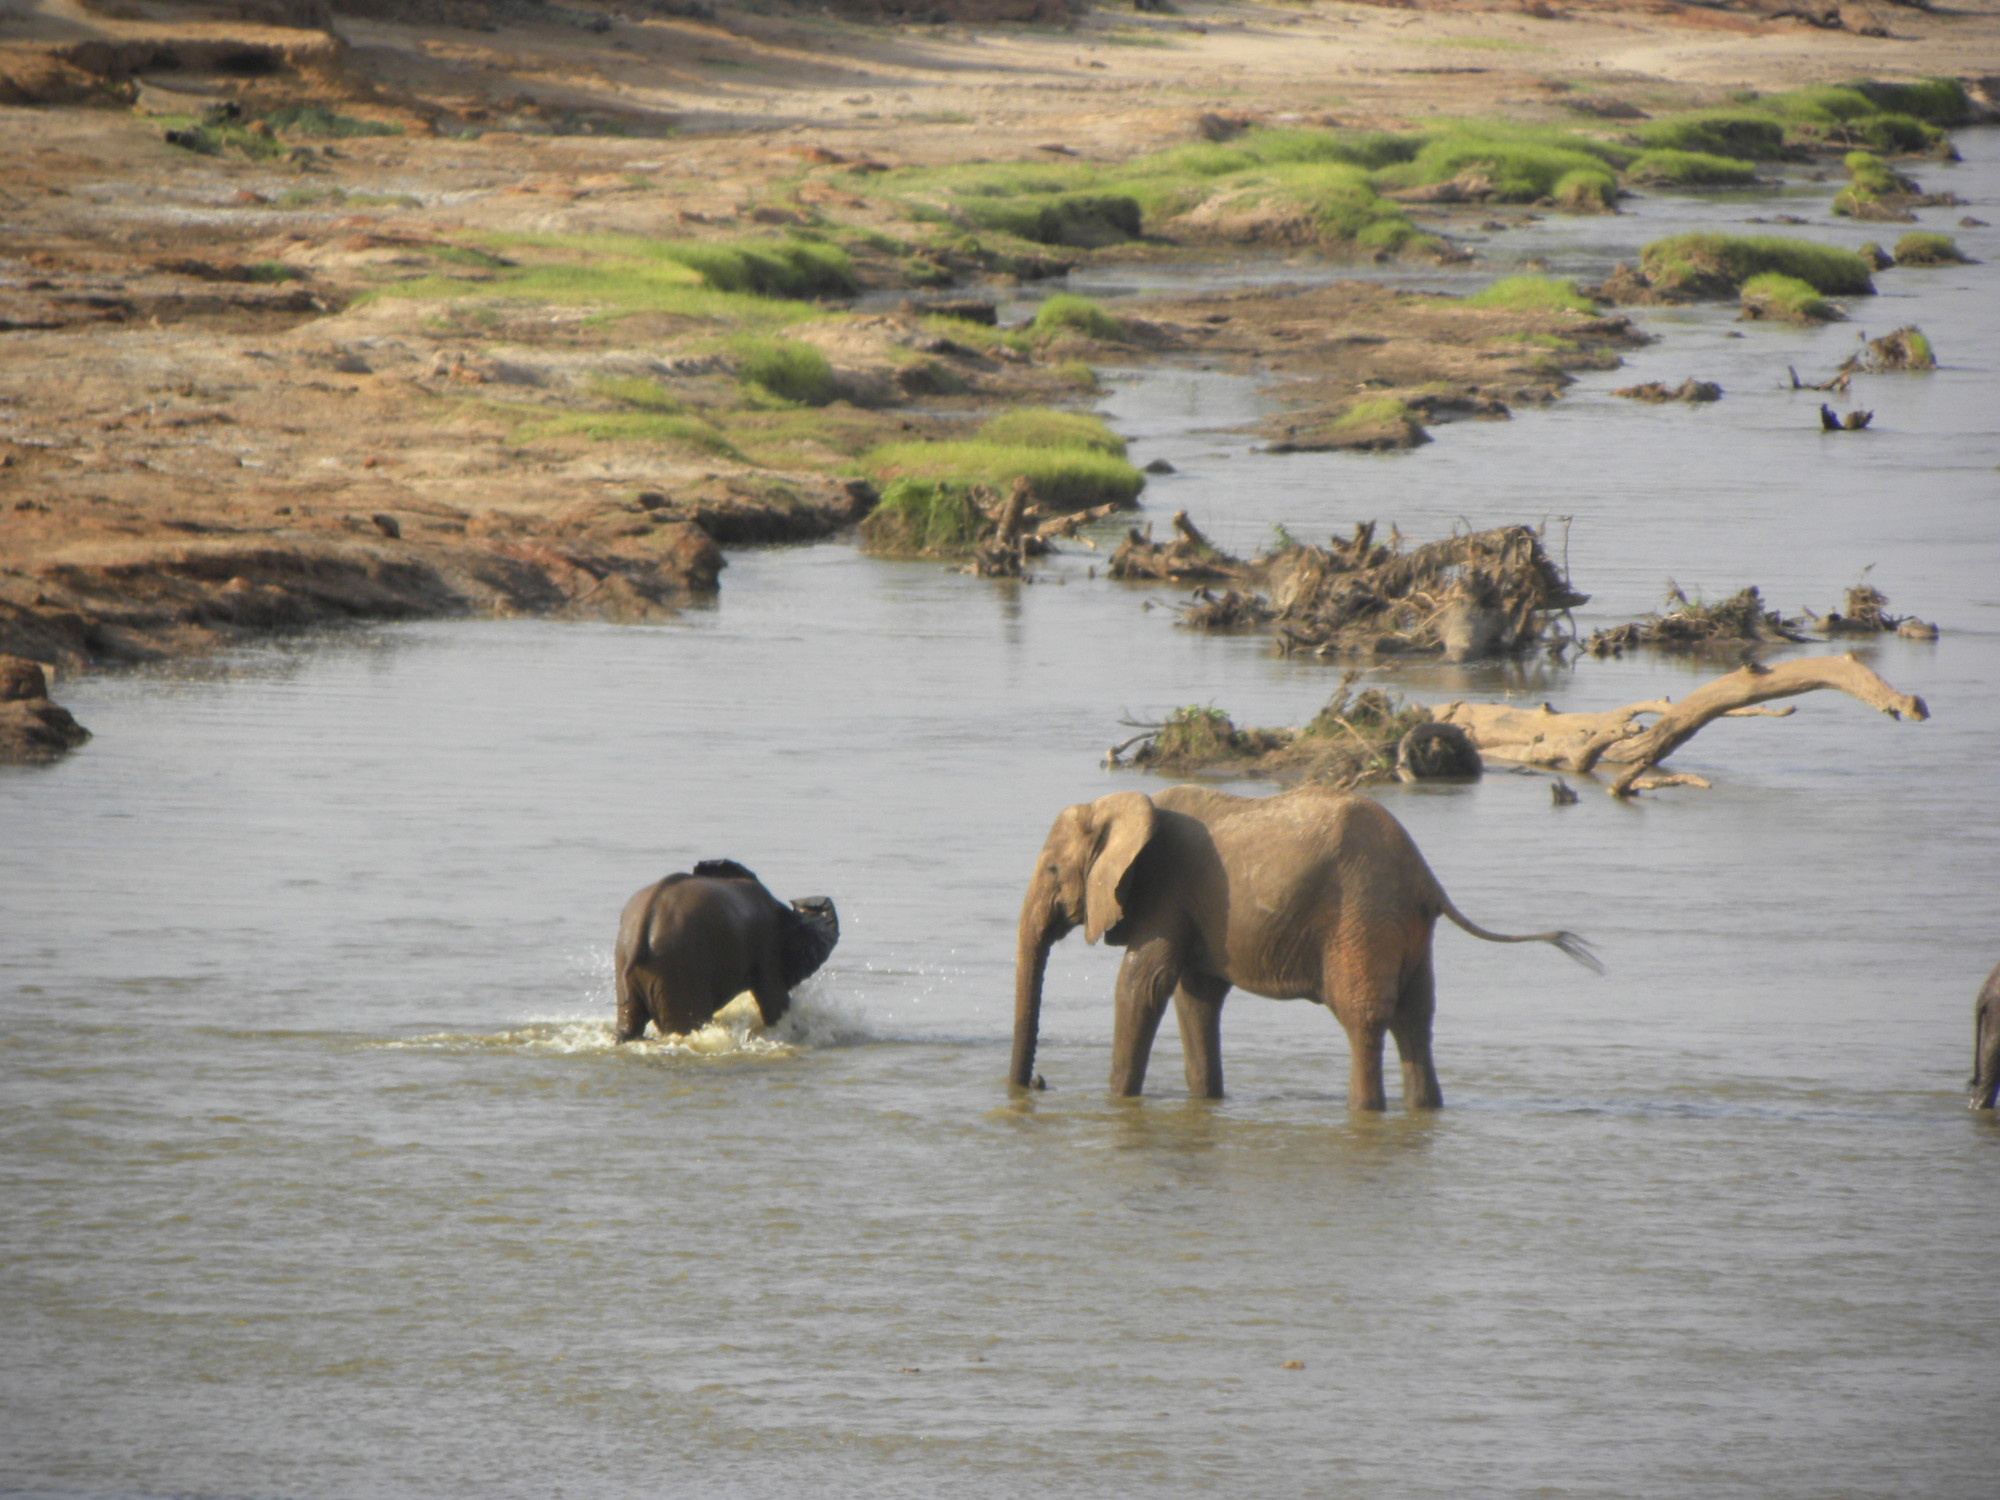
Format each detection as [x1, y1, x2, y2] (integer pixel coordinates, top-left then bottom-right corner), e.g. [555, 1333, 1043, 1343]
[385, 986, 876, 1059]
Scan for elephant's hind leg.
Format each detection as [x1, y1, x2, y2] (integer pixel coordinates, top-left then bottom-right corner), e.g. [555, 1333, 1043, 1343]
[615, 966, 650, 1042]
[1110, 939, 1181, 1097]
[1389, 951, 1443, 1109]
[1173, 974, 1230, 1099]
[1324, 949, 1398, 1111]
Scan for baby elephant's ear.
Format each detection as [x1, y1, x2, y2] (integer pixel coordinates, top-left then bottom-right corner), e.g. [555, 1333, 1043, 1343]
[1084, 792, 1157, 945]
[781, 897, 840, 988]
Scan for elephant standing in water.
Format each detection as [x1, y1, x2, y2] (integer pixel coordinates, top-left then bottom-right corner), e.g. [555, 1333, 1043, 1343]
[1011, 785, 1600, 1110]
[1970, 960, 2000, 1110]
[615, 859, 838, 1041]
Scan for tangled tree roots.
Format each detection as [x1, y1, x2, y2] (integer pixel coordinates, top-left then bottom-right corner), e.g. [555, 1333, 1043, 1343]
[1145, 520, 1587, 662]
[1107, 511, 1239, 582]
[1586, 584, 1806, 656]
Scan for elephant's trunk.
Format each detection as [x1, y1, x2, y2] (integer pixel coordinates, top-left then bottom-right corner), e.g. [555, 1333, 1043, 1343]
[1011, 894, 1063, 1091]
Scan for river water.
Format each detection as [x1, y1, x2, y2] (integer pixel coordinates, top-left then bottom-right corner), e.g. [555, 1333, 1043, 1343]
[5, 136, 1999, 1499]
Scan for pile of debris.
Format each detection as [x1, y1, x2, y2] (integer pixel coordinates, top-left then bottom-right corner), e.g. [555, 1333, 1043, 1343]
[858, 477, 1120, 578]
[1113, 519, 1587, 662]
[1789, 324, 1937, 393]
[1586, 584, 1806, 656]
[1106, 674, 1472, 790]
[1809, 580, 1939, 640]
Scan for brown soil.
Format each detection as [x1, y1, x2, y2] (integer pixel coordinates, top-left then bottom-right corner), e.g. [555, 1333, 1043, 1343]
[5, 0, 1999, 734]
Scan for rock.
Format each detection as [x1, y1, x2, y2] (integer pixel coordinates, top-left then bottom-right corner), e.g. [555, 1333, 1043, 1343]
[0, 655, 49, 701]
[0, 654, 89, 763]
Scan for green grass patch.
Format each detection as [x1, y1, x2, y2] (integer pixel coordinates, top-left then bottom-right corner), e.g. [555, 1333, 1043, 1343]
[1850, 77, 1972, 126]
[159, 118, 288, 160]
[1379, 125, 1623, 209]
[956, 191, 1145, 249]
[975, 408, 1126, 455]
[1624, 149, 1759, 187]
[1333, 397, 1417, 431]
[259, 104, 401, 138]
[1031, 294, 1127, 342]
[511, 410, 745, 460]
[726, 335, 837, 406]
[858, 439, 1145, 511]
[1738, 272, 1840, 323]
[1631, 110, 1788, 161]
[589, 375, 684, 412]
[856, 478, 989, 557]
[1638, 233, 1876, 298]
[1463, 275, 1598, 314]
[1892, 231, 1968, 266]
[1228, 161, 1433, 248]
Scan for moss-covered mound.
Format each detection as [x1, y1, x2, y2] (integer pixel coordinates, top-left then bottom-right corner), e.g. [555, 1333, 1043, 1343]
[1739, 273, 1842, 324]
[1626, 234, 1876, 302]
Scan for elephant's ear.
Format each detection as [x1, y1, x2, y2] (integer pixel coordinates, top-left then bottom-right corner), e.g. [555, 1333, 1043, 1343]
[780, 897, 840, 989]
[1083, 792, 1157, 945]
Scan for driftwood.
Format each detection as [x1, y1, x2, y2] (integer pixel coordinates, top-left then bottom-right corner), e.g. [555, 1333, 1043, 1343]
[1105, 657, 1929, 799]
[1107, 511, 1239, 582]
[1438, 653, 1928, 796]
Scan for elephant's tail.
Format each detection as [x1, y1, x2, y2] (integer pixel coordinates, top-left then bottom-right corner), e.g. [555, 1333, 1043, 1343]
[1439, 898, 1605, 974]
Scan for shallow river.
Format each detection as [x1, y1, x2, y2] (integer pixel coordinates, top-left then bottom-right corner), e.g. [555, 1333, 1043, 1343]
[6, 136, 2000, 1499]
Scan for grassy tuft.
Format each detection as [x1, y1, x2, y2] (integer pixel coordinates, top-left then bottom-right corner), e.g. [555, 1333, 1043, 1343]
[1738, 272, 1840, 323]
[589, 375, 683, 411]
[858, 479, 989, 557]
[858, 438, 1145, 511]
[975, 408, 1126, 454]
[1639, 233, 1876, 298]
[512, 410, 746, 460]
[1384, 127, 1622, 207]
[1623, 149, 1760, 187]
[1850, 77, 1971, 126]
[727, 336, 838, 406]
[1463, 275, 1597, 314]
[1891, 231, 1968, 266]
[260, 104, 402, 138]
[1030, 294, 1128, 341]
[1631, 111, 1787, 161]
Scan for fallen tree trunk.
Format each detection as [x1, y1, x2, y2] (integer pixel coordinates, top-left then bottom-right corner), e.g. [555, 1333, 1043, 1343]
[1438, 654, 1929, 796]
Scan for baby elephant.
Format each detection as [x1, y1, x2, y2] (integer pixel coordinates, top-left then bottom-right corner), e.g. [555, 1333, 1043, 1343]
[615, 859, 839, 1041]
[1971, 960, 2000, 1110]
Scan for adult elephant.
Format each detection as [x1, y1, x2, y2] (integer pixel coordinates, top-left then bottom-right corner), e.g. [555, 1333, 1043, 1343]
[1970, 960, 2000, 1110]
[1010, 785, 1600, 1110]
[615, 859, 838, 1041]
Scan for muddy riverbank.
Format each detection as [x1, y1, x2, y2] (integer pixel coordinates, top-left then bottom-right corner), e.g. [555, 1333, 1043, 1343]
[5, 0, 2000, 733]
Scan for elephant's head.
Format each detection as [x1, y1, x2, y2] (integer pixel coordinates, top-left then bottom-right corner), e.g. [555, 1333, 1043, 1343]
[781, 895, 840, 990]
[1011, 792, 1157, 1089]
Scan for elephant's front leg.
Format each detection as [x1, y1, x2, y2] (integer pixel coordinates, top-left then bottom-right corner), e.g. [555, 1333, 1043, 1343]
[1109, 939, 1180, 1097]
[1173, 974, 1230, 1099]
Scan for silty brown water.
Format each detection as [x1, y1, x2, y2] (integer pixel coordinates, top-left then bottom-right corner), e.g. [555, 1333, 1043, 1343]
[4, 136, 1999, 1499]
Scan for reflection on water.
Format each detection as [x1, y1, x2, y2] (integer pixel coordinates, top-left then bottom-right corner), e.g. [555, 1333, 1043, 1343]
[4, 138, 2000, 1500]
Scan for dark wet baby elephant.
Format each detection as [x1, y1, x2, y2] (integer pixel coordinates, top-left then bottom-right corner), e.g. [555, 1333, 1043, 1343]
[1970, 960, 2000, 1110]
[615, 859, 839, 1041]
[1011, 784, 1601, 1110]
